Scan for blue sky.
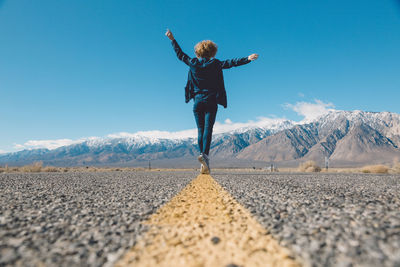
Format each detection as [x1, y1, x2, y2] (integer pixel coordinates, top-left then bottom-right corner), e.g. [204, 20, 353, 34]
[1, 0, 400, 153]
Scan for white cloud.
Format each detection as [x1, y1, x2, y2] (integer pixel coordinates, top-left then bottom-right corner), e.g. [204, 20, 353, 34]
[213, 116, 290, 134]
[0, 149, 7, 154]
[107, 117, 292, 140]
[107, 129, 197, 140]
[11, 117, 293, 151]
[14, 138, 90, 151]
[284, 99, 335, 122]
[224, 118, 232, 124]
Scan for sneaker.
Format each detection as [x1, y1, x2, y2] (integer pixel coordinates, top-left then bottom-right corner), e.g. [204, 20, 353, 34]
[198, 153, 210, 174]
[200, 164, 206, 174]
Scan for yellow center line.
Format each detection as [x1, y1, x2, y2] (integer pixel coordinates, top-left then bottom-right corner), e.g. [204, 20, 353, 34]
[115, 174, 300, 267]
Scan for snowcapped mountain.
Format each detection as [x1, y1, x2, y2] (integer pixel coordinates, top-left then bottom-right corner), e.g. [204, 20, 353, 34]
[237, 110, 400, 166]
[1, 110, 400, 167]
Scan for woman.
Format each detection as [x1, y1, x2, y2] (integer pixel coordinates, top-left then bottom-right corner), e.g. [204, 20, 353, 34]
[165, 29, 258, 174]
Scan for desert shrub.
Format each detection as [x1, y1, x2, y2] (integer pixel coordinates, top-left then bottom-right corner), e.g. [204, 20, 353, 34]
[85, 167, 98, 172]
[5, 165, 19, 172]
[391, 163, 400, 173]
[361, 165, 389, 174]
[298, 161, 321, 172]
[42, 166, 59, 172]
[21, 162, 43, 172]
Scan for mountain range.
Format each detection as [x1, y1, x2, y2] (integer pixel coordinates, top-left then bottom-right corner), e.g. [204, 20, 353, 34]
[1, 110, 400, 168]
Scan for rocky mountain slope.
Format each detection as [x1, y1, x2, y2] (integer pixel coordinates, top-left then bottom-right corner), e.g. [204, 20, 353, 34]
[237, 111, 400, 166]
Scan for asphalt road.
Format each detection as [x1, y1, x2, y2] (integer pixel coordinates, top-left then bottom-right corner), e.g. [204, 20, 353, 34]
[213, 172, 400, 267]
[0, 171, 195, 267]
[1, 171, 399, 267]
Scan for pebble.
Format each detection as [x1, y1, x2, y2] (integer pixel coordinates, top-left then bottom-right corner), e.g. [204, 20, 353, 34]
[211, 236, 221, 244]
[0, 247, 18, 264]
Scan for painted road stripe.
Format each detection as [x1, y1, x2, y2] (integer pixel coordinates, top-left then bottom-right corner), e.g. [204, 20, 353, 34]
[115, 174, 300, 267]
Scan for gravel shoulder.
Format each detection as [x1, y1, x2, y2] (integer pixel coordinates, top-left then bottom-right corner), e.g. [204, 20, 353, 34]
[213, 172, 400, 267]
[0, 171, 195, 267]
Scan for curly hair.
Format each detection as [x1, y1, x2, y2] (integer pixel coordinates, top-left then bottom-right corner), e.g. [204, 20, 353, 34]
[194, 40, 218, 59]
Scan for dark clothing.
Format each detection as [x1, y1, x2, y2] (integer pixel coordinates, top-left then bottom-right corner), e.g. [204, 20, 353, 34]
[193, 96, 217, 155]
[171, 39, 251, 108]
[170, 38, 251, 155]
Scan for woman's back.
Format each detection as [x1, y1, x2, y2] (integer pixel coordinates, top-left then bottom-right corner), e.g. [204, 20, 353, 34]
[189, 58, 222, 99]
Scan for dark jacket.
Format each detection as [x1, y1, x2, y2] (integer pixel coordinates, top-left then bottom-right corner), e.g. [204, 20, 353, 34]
[171, 39, 251, 108]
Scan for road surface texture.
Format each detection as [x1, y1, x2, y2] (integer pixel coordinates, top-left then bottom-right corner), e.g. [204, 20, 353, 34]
[116, 174, 299, 267]
[1, 171, 399, 267]
[213, 172, 400, 267]
[0, 171, 195, 267]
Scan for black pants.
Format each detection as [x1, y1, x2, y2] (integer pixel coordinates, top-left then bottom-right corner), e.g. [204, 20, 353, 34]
[193, 98, 218, 155]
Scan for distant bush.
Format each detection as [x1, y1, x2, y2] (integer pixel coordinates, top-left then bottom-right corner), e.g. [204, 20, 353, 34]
[4, 164, 19, 172]
[361, 165, 389, 174]
[21, 162, 43, 172]
[391, 163, 400, 173]
[0, 164, 173, 173]
[298, 161, 321, 172]
[42, 166, 59, 172]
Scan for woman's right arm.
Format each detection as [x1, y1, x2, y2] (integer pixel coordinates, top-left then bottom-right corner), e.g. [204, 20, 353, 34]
[165, 29, 194, 66]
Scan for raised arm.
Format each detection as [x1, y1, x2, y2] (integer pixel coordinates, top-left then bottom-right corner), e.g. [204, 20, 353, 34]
[165, 29, 194, 66]
[220, 54, 259, 69]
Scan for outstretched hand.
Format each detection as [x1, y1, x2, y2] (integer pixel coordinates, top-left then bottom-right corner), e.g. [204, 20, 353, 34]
[165, 29, 174, 41]
[248, 54, 259, 61]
